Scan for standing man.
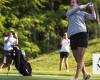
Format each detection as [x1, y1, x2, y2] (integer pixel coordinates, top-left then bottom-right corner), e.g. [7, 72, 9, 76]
[0, 30, 18, 71]
[66, 0, 96, 80]
[59, 33, 70, 72]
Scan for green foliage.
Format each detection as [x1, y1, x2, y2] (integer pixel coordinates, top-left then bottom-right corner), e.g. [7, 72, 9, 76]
[22, 43, 41, 59]
[0, 0, 99, 59]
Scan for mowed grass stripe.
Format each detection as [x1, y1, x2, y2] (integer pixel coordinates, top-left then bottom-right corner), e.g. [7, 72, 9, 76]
[0, 75, 100, 80]
[0, 74, 70, 80]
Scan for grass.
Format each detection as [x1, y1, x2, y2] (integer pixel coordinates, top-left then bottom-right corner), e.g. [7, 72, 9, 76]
[0, 38, 100, 80]
[0, 75, 69, 80]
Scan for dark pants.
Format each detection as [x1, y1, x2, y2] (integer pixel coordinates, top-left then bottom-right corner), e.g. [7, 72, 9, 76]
[2, 50, 13, 64]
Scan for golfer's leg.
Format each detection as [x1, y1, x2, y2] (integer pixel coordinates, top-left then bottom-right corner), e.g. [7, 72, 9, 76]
[75, 47, 86, 80]
[8, 55, 13, 71]
[59, 58, 63, 70]
[82, 62, 88, 77]
[72, 49, 78, 62]
[0, 64, 4, 70]
[0, 56, 5, 70]
[72, 50, 88, 76]
[64, 58, 69, 71]
[8, 63, 12, 71]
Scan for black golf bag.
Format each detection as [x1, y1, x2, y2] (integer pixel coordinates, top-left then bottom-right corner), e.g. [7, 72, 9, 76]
[12, 46, 32, 76]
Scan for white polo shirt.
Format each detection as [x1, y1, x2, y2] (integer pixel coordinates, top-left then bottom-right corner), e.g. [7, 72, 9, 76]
[60, 39, 70, 52]
[4, 36, 17, 51]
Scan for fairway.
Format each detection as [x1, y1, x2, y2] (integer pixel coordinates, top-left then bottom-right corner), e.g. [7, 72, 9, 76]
[0, 74, 100, 80]
[0, 74, 69, 80]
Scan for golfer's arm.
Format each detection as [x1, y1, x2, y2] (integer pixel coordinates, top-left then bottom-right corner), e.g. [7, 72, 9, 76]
[85, 12, 96, 20]
[85, 5, 96, 20]
[66, 4, 88, 17]
[66, 7, 80, 17]
[91, 6, 96, 20]
[4, 37, 9, 43]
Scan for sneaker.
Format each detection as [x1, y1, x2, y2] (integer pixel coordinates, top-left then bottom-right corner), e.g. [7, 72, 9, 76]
[84, 74, 91, 80]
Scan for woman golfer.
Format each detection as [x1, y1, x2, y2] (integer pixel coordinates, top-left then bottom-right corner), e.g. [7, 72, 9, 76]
[59, 33, 70, 72]
[66, 0, 96, 80]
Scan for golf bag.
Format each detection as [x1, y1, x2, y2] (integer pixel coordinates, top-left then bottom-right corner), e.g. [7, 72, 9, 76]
[12, 46, 32, 76]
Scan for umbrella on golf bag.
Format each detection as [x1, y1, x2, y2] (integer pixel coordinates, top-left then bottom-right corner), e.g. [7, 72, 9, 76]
[11, 46, 32, 76]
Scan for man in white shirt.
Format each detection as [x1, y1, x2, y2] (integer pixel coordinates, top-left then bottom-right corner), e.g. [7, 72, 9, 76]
[0, 30, 18, 71]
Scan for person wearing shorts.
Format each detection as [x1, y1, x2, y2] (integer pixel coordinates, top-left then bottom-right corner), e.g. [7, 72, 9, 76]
[59, 33, 70, 72]
[66, 0, 96, 80]
[2, 50, 13, 66]
[0, 30, 18, 71]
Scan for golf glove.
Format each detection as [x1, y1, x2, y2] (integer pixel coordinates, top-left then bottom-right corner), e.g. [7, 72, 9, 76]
[79, 2, 94, 9]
